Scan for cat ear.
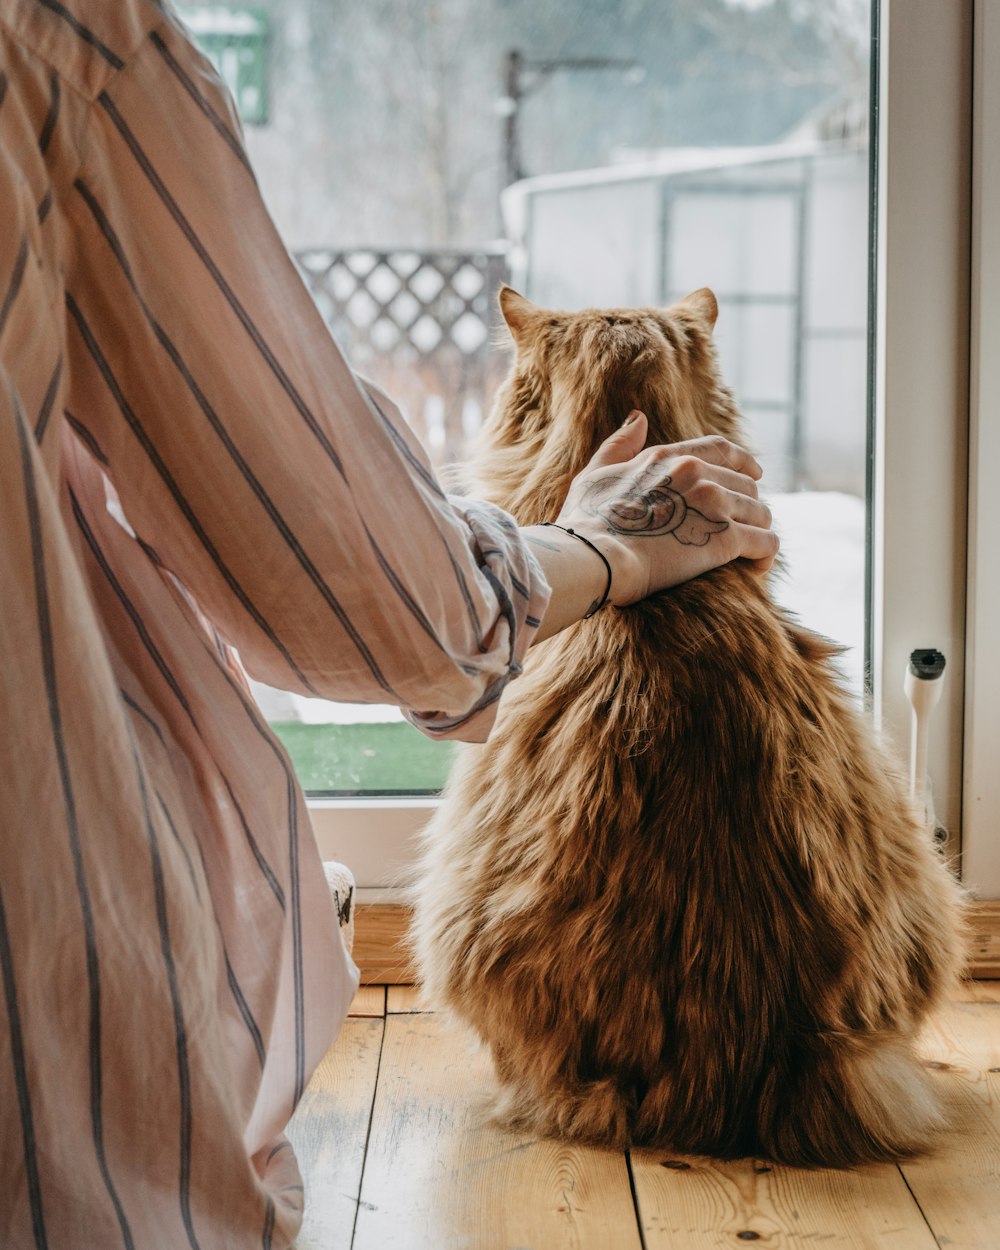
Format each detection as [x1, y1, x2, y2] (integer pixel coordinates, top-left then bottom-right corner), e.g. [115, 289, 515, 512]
[499, 286, 543, 346]
[673, 287, 719, 330]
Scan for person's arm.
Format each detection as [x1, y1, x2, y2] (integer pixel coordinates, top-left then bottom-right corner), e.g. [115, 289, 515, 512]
[65, 12, 551, 739]
[65, 13, 775, 745]
[406, 413, 776, 738]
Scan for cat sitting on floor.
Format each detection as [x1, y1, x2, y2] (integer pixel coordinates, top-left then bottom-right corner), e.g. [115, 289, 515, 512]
[410, 286, 967, 1166]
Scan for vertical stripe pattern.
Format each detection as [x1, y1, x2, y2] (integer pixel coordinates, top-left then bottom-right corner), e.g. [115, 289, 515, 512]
[65, 291, 321, 695]
[69, 486, 289, 908]
[0, 1, 548, 1244]
[14, 405, 135, 1249]
[38, 69, 61, 154]
[0, 237, 29, 338]
[129, 741, 201, 1250]
[0, 884, 48, 1250]
[33, 357, 63, 442]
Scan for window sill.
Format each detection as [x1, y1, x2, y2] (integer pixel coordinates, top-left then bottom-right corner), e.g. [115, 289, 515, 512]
[307, 796, 437, 891]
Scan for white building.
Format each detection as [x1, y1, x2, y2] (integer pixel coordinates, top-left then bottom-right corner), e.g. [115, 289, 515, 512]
[501, 140, 869, 494]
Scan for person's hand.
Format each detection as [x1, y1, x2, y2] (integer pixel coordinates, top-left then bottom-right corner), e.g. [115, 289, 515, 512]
[558, 410, 778, 606]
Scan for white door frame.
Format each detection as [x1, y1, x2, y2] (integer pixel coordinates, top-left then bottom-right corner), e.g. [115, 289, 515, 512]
[963, 0, 1000, 897]
[870, 0, 972, 859]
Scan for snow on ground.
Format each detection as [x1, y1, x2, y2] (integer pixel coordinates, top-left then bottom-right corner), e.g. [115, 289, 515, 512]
[249, 490, 867, 723]
[767, 491, 866, 693]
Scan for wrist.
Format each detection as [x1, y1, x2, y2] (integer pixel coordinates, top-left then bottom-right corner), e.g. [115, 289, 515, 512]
[554, 517, 640, 608]
[520, 523, 614, 641]
[539, 522, 613, 617]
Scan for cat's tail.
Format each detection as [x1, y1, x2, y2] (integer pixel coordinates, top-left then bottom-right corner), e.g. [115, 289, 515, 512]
[755, 1028, 955, 1167]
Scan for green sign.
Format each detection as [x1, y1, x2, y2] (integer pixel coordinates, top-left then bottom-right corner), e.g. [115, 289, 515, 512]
[179, 7, 269, 126]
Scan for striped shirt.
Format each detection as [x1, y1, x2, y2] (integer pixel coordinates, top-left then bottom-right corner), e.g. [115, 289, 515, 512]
[0, 1, 549, 1246]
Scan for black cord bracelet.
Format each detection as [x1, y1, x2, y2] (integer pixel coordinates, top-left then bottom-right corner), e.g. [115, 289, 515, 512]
[540, 521, 614, 619]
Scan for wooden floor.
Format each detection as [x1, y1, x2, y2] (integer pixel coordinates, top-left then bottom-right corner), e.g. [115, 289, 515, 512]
[288, 982, 1000, 1249]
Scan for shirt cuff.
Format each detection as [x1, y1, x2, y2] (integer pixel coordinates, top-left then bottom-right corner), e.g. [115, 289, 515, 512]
[405, 497, 550, 742]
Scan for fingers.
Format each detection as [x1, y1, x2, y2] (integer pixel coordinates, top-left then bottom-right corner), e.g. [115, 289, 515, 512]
[688, 462, 760, 501]
[649, 435, 763, 482]
[585, 417, 760, 485]
[586, 410, 649, 470]
[635, 451, 761, 504]
[729, 520, 781, 571]
[696, 483, 771, 529]
[684, 480, 775, 569]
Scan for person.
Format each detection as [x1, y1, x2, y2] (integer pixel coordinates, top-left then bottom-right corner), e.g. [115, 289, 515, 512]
[0, 1, 777, 1245]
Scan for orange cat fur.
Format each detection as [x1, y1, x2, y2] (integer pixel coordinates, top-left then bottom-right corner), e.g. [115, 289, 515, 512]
[410, 286, 967, 1165]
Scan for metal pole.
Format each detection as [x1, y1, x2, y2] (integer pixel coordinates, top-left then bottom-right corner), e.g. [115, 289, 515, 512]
[503, 50, 523, 187]
[791, 173, 811, 490]
[501, 51, 641, 188]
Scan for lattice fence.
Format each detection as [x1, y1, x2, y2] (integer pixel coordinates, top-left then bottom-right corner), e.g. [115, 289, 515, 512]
[295, 246, 511, 469]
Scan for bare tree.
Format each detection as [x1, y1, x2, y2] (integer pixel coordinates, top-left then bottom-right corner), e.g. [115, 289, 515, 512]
[232, 0, 867, 250]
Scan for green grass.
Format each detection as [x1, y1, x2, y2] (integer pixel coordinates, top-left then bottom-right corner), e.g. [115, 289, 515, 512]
[270, 720, 457, 793]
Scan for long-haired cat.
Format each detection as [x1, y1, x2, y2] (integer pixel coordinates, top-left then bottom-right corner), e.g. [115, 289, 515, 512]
[410, 286, 967, 1166]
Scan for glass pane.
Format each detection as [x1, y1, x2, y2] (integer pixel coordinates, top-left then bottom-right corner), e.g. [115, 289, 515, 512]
[529, 182, 662, 307]
[180, 0, 871, 790]
[669, 191, 799, 297]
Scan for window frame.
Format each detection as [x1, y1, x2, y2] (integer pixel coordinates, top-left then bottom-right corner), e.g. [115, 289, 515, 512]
[869, 0, 972, 858]
[309, 797, 435, 893]
[963, 0, 1000, 897]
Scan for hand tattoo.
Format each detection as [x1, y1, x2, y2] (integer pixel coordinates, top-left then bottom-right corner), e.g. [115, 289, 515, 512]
[580, 464, 729, 547]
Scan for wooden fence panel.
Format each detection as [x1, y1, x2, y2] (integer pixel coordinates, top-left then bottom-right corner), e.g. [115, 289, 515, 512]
[295, 246, 511, 469]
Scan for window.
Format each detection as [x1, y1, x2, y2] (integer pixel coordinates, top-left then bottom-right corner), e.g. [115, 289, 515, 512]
[179, 1, 979, 892]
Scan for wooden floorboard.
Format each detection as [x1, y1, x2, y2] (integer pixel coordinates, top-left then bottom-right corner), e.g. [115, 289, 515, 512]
[352, 1012, 643, 1250]
[969, 902, 1000, 978]
[348, 984, 386, 1017]
[353, 903, 415, 984]
[288, 1016, 384, 1250]
[386, 984, 432, 1013]
[288, 988, 1000, 1249]
[630, 1151, 939, 1249]
[957, 979, 1000, 1003]
[900, 1001, 1000, 1248]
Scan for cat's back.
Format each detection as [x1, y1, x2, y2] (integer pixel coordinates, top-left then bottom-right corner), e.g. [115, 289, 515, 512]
[439, 566, 838, 903]
[448, 559, 906, 953]
[493, 561, 844, 777]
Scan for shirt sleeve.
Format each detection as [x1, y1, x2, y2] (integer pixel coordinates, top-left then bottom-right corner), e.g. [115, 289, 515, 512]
[61, 10, 550, 742]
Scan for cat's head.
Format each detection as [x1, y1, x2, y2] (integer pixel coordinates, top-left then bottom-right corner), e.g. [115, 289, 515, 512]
[469, 286, 744, 523]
